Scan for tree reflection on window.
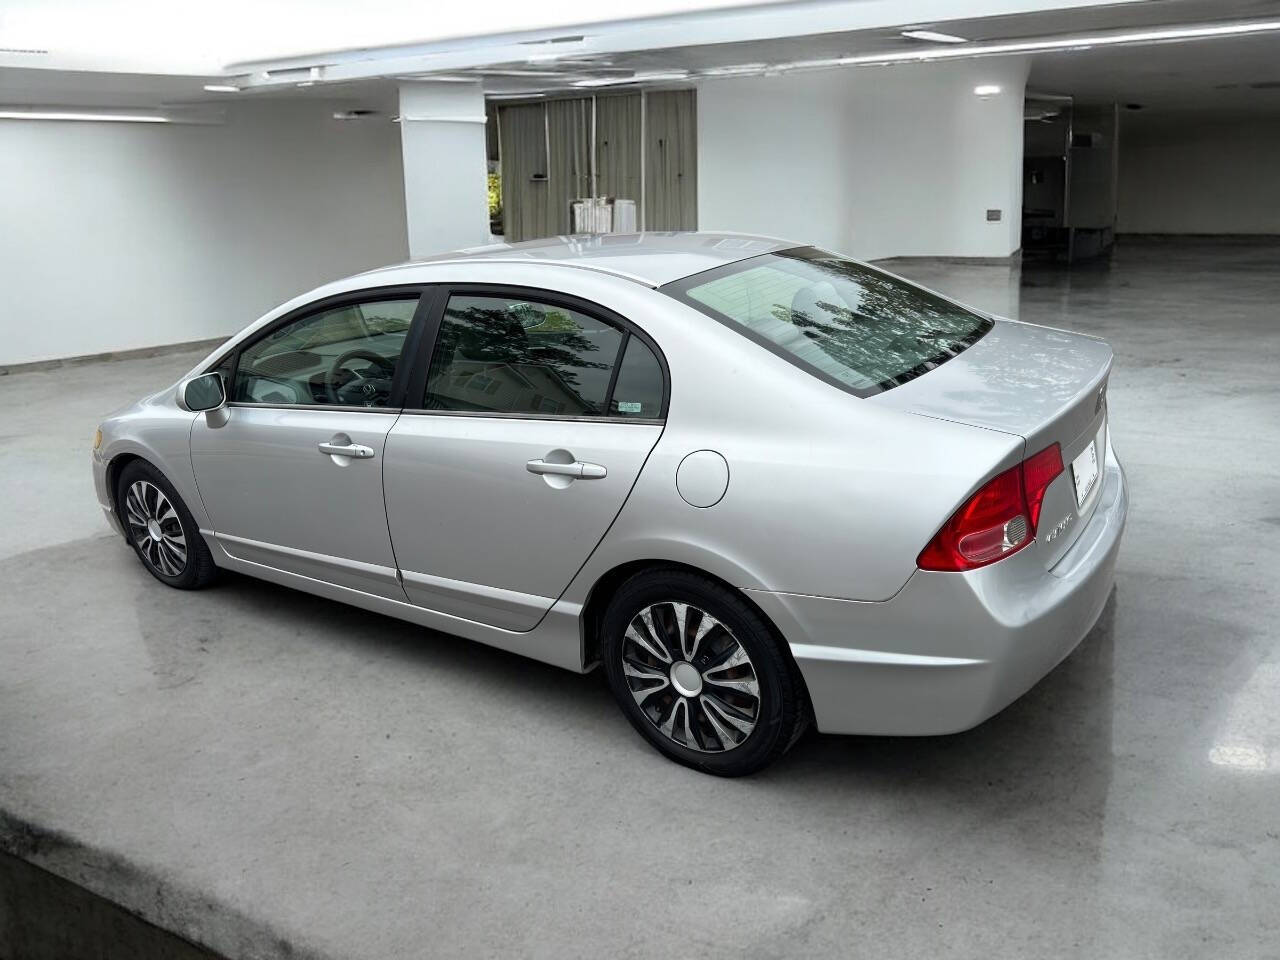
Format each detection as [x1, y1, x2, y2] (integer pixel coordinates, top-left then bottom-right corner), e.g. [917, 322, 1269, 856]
[681, 248, 992, 395]
[424, 297, 621, 416]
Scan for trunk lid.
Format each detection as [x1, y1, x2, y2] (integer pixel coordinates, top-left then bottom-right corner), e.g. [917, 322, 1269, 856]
[871, 319, 1112, 569]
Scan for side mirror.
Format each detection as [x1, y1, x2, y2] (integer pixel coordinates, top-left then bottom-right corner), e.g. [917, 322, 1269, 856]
[177, 372, 226, 412]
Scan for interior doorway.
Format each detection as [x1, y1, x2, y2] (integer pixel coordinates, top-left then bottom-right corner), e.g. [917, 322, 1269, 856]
[1023, 93, 1120, 263]
[490, 89, 697, 242]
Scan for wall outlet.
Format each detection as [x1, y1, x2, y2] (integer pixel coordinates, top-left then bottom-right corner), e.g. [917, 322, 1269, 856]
[986, 208, 1003, 222]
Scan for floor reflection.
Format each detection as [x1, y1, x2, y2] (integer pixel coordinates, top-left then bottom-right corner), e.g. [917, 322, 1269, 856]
[1209, 659, 1280, 774]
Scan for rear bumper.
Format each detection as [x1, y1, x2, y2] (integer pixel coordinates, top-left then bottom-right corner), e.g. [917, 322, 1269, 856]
[750, 442, 1128, 736]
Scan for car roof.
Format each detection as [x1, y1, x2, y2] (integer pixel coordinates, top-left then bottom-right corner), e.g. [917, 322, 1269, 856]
[359, 231, 800, 288]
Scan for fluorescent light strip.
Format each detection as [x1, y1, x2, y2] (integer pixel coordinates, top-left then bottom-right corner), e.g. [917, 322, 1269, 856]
[785, 18, 1280, 71]
[901, 30, 968, 43]
[574, 71, 688, 87]
[701, 62, 769, 77]
[0, 111, 169, 123]
[203, 84, 240, 93]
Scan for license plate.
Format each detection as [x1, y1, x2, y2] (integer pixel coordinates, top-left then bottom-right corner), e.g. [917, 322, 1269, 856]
[1071, 439, 1099, 507]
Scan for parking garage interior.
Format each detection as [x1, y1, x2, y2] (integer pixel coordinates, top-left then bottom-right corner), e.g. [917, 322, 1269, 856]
[2, 1, 1278, 957]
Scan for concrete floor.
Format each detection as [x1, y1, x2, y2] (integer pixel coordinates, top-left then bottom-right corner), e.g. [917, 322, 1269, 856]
[2, 239, 1278, 959]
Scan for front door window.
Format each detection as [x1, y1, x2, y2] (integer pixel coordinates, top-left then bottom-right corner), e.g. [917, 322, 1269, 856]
[234, 298, 418, 407]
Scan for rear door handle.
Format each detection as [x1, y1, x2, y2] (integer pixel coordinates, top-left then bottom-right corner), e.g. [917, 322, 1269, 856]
[319, 441, 375, 459]
[526, 458, 607, 479]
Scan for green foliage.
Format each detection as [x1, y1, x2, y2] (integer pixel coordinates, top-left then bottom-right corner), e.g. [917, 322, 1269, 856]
[487, 172, 502, 219]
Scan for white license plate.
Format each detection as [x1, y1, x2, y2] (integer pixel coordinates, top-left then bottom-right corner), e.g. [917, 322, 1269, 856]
[1071, 439, 1099, 507]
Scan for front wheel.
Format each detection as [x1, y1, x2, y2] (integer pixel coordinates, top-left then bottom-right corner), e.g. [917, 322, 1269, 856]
[601, 569, 809, 776]
[116, 460, 218, 589]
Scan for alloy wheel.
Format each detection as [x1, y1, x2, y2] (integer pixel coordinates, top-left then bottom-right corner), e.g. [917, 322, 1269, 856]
[621, 601, 761, 752]
[124, 480, 187, 577]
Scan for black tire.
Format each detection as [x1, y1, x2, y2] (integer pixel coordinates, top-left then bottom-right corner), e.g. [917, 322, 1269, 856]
[601, 568, 809, 777]
[116, 460, 218, 590]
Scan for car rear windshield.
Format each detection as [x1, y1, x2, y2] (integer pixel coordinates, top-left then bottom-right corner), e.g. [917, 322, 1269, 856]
[663, 247, 993, 396]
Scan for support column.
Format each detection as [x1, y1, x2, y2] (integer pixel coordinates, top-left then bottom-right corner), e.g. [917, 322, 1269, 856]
[398, 81, 490, 258]
[697, 57, 1030, 261]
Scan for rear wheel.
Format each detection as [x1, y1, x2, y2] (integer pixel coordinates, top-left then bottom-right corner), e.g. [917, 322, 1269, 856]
[116, 460, 218, 589]
[601, 569, 808, 776]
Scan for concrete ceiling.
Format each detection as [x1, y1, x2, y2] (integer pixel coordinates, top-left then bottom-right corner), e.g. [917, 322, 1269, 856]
[1027, 31, 1280, 115]
[1, 0, 1278, 120]
[0, 0, 785, 73]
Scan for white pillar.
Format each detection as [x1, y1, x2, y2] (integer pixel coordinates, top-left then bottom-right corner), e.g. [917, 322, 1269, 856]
[697, 58, 1030, 261]
[398, 81, 490, 258]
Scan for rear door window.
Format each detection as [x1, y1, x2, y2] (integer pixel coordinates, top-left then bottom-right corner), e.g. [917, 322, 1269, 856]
[422, 294, 664, 419]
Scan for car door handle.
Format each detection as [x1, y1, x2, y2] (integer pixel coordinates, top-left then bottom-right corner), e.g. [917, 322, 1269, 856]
[318, 441, 375, 459]
[526, 458, 607, 479]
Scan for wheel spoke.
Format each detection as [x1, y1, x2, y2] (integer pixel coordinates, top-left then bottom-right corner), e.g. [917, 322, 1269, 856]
[638, 607, 673, 661]
[622, 659, 669, 705]
[159, 538, 186, 569]
[688, 611, 720, 661]
[670, 602, 690, 659]
[703, 642, 749, 674]
[701, 693, 756, 737]
[125, 486, 147, 525]
[699, 694, 744, 747]
[703, 645, 760, 697]
[680, 696, 699, 749]
[657, 697, 688, 743]
[626, 620, 671, 665]
[703, 670, 760, 699]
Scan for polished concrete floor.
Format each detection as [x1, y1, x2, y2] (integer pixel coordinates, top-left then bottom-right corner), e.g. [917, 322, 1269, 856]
[2, 239, 1278, 959]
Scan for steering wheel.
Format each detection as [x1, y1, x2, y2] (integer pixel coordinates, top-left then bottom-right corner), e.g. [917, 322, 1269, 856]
[325, 349, 396, 406]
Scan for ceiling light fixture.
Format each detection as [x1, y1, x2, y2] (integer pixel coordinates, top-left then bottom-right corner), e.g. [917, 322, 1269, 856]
[901, 29, 967, 43]
[518, 34, 587, 46]
[0, 110, 169, 123]
[700, 63, 769, 77]
[974, 84, 1002, 96]
[786, 18, 1280, 71]
[574, 70, 688, 88]
[203, 84, 239, 93]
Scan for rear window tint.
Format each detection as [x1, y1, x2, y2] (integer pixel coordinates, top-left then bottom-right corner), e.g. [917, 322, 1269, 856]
[664, 247, 992, 396]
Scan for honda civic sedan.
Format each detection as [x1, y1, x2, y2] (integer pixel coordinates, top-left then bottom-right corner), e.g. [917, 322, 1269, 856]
[92, 233, 1127, 776]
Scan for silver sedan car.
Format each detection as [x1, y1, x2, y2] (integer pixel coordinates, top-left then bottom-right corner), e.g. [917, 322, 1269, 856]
[92, 233, 1127, 776]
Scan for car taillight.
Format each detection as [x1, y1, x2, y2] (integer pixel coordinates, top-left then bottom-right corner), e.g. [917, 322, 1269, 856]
[1022, 442, 1063, 530]
[917, 443, 1064, 572]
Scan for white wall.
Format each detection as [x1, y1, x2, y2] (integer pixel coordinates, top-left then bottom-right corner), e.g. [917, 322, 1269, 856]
[1117, 115, 1280, 235]
[0, 102, 408, 365]
[399, 82, 492, 258]
[697, 58, 1030, 261]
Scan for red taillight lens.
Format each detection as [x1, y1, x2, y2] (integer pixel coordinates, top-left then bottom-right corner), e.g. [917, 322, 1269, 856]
[917, 443, 1064, 573]
[1022, 442, 1063, 530]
